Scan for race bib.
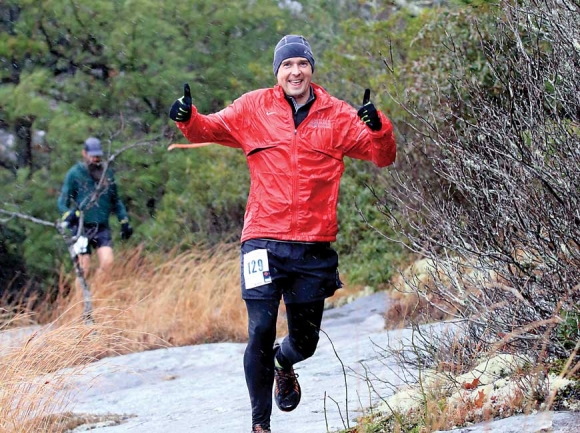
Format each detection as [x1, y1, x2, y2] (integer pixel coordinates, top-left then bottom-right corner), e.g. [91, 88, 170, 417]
[73, 236, 89, 256]
[243, 249, 272, 289]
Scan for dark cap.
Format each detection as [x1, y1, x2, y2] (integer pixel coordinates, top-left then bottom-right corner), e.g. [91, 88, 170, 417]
[273, 35, 315, 76]
[84, 137, 103, 156]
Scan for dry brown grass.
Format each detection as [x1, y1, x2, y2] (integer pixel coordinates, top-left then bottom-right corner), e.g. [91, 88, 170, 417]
[0, 310, 137, 432]
[0, 243, 367, 431]
[35, 243, 365, 352]
[0, 243, 260, 432]
[18, 412, 131, 432]
[35, 243, 253, 352]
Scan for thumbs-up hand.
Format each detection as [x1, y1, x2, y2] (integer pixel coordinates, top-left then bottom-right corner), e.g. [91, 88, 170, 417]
[169, 84, 193, 122]
[357, 89, 382, 131]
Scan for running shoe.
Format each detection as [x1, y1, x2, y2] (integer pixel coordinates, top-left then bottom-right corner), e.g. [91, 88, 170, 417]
[273, 345, 301, 412]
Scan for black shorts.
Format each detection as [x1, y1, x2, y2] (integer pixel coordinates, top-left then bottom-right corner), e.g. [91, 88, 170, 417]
[240, 239, 343, 304]
[72, 224, 113, 254]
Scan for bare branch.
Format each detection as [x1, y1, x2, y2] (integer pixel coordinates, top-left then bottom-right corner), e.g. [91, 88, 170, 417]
[0, 209, 56, 228]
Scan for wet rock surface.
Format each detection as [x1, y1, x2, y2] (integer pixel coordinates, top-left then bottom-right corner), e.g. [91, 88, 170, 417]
[4, 293, 578, 432]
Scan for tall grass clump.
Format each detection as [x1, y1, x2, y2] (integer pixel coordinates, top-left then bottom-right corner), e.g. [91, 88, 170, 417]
[0, 310, 135, 432]
[0, 242, 293, 431]
[40, 243, 250, 350]
[37, 242, 365, 351]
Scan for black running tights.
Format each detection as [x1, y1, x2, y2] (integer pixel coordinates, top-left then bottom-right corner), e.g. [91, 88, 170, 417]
[243, 299, 325, 428]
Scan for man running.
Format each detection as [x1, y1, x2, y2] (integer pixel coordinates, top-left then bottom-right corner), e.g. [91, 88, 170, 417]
[169, 34, 396, 432]
[58, 137, 133, 278]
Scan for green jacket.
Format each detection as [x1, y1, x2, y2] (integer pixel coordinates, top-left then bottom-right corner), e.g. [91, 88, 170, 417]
[57, 162, 128, 227]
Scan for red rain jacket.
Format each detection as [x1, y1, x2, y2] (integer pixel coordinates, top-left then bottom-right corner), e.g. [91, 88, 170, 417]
[177, 83, 396, 243]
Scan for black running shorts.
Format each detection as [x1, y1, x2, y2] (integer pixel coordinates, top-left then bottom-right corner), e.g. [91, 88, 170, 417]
[240, 238, 343, 304]
[75, 224, 113, 254]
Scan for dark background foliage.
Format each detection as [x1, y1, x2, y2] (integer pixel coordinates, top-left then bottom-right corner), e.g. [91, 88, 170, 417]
[0, 0, 430, 298]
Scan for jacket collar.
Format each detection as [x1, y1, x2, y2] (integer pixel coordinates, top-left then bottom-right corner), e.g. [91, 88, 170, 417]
[285, 86, 315, 112]
[274, 83, 333, 111]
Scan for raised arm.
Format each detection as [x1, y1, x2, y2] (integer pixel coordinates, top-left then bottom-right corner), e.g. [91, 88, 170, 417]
[169, 83, 242, 149]
[343, 89, 396, 167]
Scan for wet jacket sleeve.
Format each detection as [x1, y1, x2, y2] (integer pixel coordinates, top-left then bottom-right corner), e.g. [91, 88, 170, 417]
[57, 169, 77, 214]
[342, 107, 396, 168]
[176, 100, 244, 149]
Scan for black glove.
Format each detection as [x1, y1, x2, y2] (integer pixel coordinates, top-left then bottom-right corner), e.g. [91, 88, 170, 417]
[169, 83, 192, 122]
[357, 88, 382, 131]
[61, 210, 79, 228]
[120, 221, 133, 240]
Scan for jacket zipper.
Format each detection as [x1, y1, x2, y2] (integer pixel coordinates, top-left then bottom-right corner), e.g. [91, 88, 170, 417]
[288, 99, 329, 239]
[290, 124, 299, 239]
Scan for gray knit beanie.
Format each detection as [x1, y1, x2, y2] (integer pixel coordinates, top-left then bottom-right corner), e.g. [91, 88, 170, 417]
[273, 35, 315, 76]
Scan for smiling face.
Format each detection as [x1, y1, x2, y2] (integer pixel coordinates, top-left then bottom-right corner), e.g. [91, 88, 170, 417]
[276, 57, 313, 105]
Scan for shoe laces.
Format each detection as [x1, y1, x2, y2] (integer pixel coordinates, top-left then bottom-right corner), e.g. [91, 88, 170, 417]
[275, 367, 299, 395]
[252, 425, 271, 433]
